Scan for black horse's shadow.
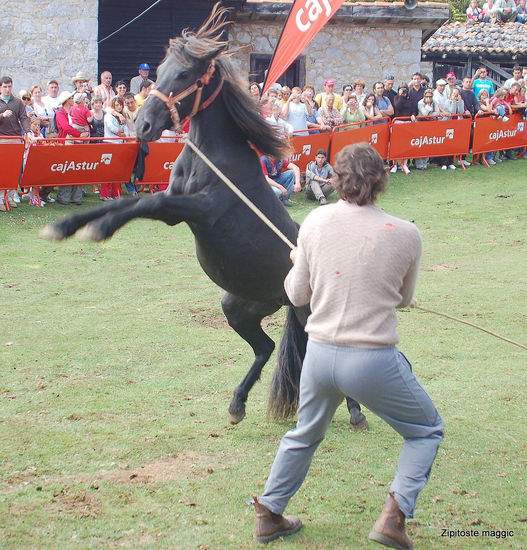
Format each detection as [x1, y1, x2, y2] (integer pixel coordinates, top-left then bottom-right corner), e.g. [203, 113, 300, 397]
[40, 5, 366, 429]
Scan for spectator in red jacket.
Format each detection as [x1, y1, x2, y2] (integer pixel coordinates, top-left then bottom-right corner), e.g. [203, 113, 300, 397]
[55, 90, 89, 205]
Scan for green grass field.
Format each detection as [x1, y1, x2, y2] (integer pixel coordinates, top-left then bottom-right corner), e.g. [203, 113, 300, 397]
[1, 161, 526, 549]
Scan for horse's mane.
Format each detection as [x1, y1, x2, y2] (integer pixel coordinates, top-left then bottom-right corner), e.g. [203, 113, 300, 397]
[166, 3, 291, 159]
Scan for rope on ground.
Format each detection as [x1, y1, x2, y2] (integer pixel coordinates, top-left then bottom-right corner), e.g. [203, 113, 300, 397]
[413, 304, 527, 351]
[185, 137, 296, 250]
[187, 136, 526, 352]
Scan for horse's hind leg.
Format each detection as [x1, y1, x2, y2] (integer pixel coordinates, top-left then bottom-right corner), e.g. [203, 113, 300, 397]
[221, 293, 281, 424]
[346, 397, 368, 431]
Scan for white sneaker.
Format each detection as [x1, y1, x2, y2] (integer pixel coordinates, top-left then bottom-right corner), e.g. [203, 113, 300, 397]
[448, 164, 456, 170]
[390, 165, 397, 174]
[502, 116, 509, 122]
[462, 159, 471, 166]
[441, 165, 447, 170]
[488, 159, 496, 165]
[13, 191, 21, 203]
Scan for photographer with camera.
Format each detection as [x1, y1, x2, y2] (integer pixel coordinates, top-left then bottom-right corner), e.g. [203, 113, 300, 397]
[281, 86, 313, 136]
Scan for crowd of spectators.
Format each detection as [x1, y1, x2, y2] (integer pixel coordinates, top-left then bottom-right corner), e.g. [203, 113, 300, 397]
[1, 60, 527, 211]
[0, 64, 156, 210]
[254, 62, 527, 189]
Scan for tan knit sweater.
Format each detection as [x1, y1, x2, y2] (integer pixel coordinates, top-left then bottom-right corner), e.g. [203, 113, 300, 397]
[285, 200, 422, 348]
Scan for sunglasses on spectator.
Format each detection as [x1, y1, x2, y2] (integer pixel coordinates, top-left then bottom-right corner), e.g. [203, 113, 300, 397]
[22, 96, 31, 100]
[344, 88, 352, 91]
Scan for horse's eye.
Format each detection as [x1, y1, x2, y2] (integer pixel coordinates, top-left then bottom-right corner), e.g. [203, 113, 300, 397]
[178, 71, 189, 80]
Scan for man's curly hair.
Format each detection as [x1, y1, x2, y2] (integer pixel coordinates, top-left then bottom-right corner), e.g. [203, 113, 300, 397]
[332, 143, 387, 206]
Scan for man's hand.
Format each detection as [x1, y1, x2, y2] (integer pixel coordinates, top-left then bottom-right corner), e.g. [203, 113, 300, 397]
[293, 182, 301, 193]
[280, 185, 287, 196]
[2, 109, 13, 119]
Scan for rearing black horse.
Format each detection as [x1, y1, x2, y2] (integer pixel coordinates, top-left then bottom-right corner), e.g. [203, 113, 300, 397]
[40, 6, 366, 428]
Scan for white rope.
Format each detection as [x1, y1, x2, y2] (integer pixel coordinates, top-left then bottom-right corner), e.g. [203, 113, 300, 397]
[185, 138, 296, 250]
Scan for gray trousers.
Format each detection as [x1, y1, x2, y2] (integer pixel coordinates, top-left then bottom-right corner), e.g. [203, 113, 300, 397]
[57, 185, 83, 204]
[305, 180, 334, 201]
[259, 341, 443, 519]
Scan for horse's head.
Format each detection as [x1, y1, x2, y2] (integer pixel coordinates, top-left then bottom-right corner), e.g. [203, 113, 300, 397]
[136, 5, 228, 142]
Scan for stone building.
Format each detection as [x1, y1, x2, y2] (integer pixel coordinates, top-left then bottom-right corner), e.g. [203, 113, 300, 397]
[0, 0, 449, 94]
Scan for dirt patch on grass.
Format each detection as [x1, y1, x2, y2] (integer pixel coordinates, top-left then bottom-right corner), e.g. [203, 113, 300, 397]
[2, 451, 220, 495]
[49, 486, 102, 518]
[187, 307, 229, 330]
[102, 451, 215, 484]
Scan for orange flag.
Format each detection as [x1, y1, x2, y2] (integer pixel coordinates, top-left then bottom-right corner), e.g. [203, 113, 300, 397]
[262, 0, 347, 95]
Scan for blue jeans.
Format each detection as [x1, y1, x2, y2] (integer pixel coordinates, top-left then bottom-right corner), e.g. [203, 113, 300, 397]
[496, 104, 506, 117]
[270, 171, 295, 201]
[259, 341, 444, 519]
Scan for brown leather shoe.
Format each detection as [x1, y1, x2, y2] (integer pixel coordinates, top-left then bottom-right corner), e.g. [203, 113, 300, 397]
[368, 491, 413, 549]
[254, 496, 302, 543]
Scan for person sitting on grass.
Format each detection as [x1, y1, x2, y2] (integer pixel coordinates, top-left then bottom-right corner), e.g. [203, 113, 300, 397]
[304, 148, 335, 205]
[260, 154, 301, 208]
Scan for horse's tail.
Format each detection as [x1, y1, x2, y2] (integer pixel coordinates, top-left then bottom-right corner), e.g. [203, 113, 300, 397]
[268, 306, 308, 420]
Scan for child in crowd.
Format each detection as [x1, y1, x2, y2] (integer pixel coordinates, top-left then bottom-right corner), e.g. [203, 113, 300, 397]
[69, 92, 93, 140]
[24, 115, 47, 207]
[489, 87, 512, 121]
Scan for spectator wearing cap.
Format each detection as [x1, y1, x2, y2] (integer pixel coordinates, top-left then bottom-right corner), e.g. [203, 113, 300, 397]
[72, 71, 92, 102]
[304, 148, 335, 205]
[130, 63, 153, 95]
[433, 79, 449, 116]
[42, 79, 60, 110]
[518, 0, 527, 23]
[94, 70, 115, 109]
[384, 75, 397, 107]
[445, 72, 458, 98]
[55, 90, 88, 205]
[315, 79, 343, 111]
[135, 80, 152, 107]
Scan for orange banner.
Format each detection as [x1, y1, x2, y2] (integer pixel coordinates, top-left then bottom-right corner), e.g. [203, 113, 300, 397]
[329, 119, 390, 164]
[388, 116, 472, 160]
[472, 113, 527, 154]
[0, 137, 25, 190]
[263, 0, 346, 94]
[137, 140, 185, 184]
[21, 139, 139, 188]
[289, 131, 331, 173]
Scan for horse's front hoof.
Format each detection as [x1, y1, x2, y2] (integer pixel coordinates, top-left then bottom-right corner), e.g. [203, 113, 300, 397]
[228, 402, 246, 425]
[350, 412, 369, 431]
[39, 223, 65, 241]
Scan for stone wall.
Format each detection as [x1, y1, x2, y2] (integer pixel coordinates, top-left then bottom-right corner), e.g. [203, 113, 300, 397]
[0, 0, 98, 94]
[229, 20, 430, 91]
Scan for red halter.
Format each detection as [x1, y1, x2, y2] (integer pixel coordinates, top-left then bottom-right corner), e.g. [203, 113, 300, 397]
[149, 60, 223, 129]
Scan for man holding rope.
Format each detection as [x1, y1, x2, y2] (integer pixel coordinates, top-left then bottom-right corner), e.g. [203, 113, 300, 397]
[253, 143, 444, 548]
